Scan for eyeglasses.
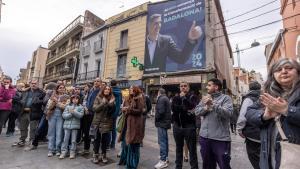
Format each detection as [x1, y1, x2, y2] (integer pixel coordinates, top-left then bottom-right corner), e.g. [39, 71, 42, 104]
[94, 80, 101, 82]
[275, 65, 294, 72]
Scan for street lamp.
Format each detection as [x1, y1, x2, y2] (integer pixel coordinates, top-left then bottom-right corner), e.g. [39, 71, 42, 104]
[235, 40, 261, 68]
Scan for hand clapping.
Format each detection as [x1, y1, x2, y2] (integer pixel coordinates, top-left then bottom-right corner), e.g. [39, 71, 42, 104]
[260, 93, 288, 115]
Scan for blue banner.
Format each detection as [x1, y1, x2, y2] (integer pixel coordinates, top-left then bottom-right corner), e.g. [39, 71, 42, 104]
[144, 0, 205, 74]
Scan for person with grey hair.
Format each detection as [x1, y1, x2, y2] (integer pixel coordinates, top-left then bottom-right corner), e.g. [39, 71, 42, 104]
[144, 13, 203, 74]
[154, 88, 171, 169]
[12, 80, 45, 147]
[246, 58, 300, 169]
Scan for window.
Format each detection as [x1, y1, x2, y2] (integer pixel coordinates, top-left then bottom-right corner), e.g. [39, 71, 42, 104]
[120, 30, 128, 49]
[96, 60, 101, 77]
[56, 62, 65, 72]
[84, 63, 88, 79]
[117, 54, 127, 77]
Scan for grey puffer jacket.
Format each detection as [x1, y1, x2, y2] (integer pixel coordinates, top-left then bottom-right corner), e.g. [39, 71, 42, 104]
[62, 104, 84, 129]
[195, 92, 233, 141]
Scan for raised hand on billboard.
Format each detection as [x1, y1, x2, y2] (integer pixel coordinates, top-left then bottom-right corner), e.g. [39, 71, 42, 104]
[188, 20, 202, 41]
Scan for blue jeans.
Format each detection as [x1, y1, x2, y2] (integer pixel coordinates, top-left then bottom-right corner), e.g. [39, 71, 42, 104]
[61, 129, 78, 153]
[157, 127, 169, 161]
[47, 109, 63, 153]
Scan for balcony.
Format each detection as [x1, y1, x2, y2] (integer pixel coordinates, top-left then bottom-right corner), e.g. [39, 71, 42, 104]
[48, 16, 84, 48]
[47, 42, 80, 64]
[44, 69, 74, 83]
[76, 70, 100, 84]
[94, 41, 103, 53]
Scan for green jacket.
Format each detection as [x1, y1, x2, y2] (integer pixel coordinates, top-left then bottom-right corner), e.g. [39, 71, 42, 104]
[62, 104, 84, 129]
[92, 96, 115, 133]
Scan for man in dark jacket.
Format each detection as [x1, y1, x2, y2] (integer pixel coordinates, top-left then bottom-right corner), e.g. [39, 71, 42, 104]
[154, 88, 171, 169]
[13, 80, 45, 147]
[236, 81, 261, 169]
[109, 79, 122, 149]
[80, 78, 101, 154]
[171, 81, 198, 169]
[6, 83, 24, 137]
[25, 82, 57, 151]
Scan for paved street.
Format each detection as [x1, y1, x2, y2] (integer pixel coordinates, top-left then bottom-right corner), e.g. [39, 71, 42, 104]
[0, 118, 252, 169]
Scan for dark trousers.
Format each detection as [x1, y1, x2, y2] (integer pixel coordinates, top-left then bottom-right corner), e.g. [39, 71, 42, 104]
[108, 118, 117, 148]
[82, 114, 93, 150]
[173, 125, 198, 169]
[93, 130, 109, 155]
[245, 139, 260, 169]
[0, 110, 10, 134]
[200, 137, 231, 169]
[7, 111, 19, 134]
[32, 115, 48, 147]
[230, 123, 236, 134]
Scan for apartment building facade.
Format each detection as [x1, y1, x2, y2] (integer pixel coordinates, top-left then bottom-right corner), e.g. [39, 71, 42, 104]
[265, 0, 300, 69]
[43, 10, 104, 86]
[28, 46, 49, 88]
[76, 25, 107, 85]
[103, 3, 148, 90]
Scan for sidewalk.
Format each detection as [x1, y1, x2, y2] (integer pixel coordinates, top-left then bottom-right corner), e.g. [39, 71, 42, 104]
[0, 118, 252, 169]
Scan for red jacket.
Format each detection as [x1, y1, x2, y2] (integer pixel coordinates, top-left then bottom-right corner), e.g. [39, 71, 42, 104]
[0, 85, 16, 111]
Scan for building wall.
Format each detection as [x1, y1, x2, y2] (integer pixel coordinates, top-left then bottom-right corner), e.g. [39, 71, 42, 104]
[281, 0, 300, 60]
[209, 0, 234, 93]
[103, 3, 147, 81]
[78, 28, 107, 83]
[28, 47, 49, 87]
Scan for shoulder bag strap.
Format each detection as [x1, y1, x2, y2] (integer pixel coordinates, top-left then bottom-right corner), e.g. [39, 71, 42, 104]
[275, 116, 288, 141]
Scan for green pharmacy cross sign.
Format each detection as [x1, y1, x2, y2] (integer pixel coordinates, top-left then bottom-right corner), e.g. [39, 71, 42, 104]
[131, 56, 144, 70]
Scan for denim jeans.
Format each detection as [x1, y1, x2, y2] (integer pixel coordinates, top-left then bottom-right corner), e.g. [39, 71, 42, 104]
[48, 109, 63, 153]
[61, 129, 78, 153]
[157, 127, 169, 161]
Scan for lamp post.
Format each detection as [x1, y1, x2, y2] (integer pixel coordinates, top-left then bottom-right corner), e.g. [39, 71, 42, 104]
[0, 0, 5, 23]
[234, 40, 260, 105]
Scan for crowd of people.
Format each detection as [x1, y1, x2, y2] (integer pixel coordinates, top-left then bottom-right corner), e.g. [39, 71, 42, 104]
[0, 58, 299, 169]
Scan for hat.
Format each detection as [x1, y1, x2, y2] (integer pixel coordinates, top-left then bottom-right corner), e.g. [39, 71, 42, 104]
[45, 82, 57, 90]
[249, 81, 261, 91]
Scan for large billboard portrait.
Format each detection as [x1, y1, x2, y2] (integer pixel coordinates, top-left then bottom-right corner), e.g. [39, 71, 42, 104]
[144, 0, 205, 74]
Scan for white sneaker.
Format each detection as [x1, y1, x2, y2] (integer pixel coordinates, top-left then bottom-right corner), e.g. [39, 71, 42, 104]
[154, 160, 168, 169]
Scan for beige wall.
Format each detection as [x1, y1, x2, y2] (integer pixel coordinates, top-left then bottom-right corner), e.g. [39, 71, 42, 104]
[104, 3, 147, 81]
[29, 47, 49, 87]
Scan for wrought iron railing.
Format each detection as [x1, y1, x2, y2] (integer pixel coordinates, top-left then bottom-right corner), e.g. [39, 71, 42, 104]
[47, 42, 79, 64]
[48, 15, 84, 47]
[76, 70, 100, 83]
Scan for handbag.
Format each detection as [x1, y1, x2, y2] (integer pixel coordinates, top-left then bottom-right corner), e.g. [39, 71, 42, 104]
[275, 119, 300, 169]
[117, 113, 125, 133]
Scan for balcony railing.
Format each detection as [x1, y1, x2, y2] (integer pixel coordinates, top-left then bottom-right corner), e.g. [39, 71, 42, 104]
[48, 15, 84, 47]
[44, 69, 74, 82]
[76, 70, 100, 83]
[47, 42, 80, 64]
[94, 41, 103, 53]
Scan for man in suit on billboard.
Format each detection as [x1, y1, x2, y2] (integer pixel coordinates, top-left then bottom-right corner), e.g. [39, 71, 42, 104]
[144, 14, 203, 74]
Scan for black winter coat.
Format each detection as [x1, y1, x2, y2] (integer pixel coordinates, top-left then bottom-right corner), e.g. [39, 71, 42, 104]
[247, 85, 300, 169]
[171, 93, 198, 128]
[21, 88, 45, 121]
[11, 90, 23, 114]
[155, 95, 171, 129]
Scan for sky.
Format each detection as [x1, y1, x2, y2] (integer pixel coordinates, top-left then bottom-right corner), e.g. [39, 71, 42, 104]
[0, 0, 282, 82]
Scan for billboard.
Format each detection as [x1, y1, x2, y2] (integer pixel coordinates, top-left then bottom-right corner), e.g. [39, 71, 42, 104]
[144, 0, 205, 74]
